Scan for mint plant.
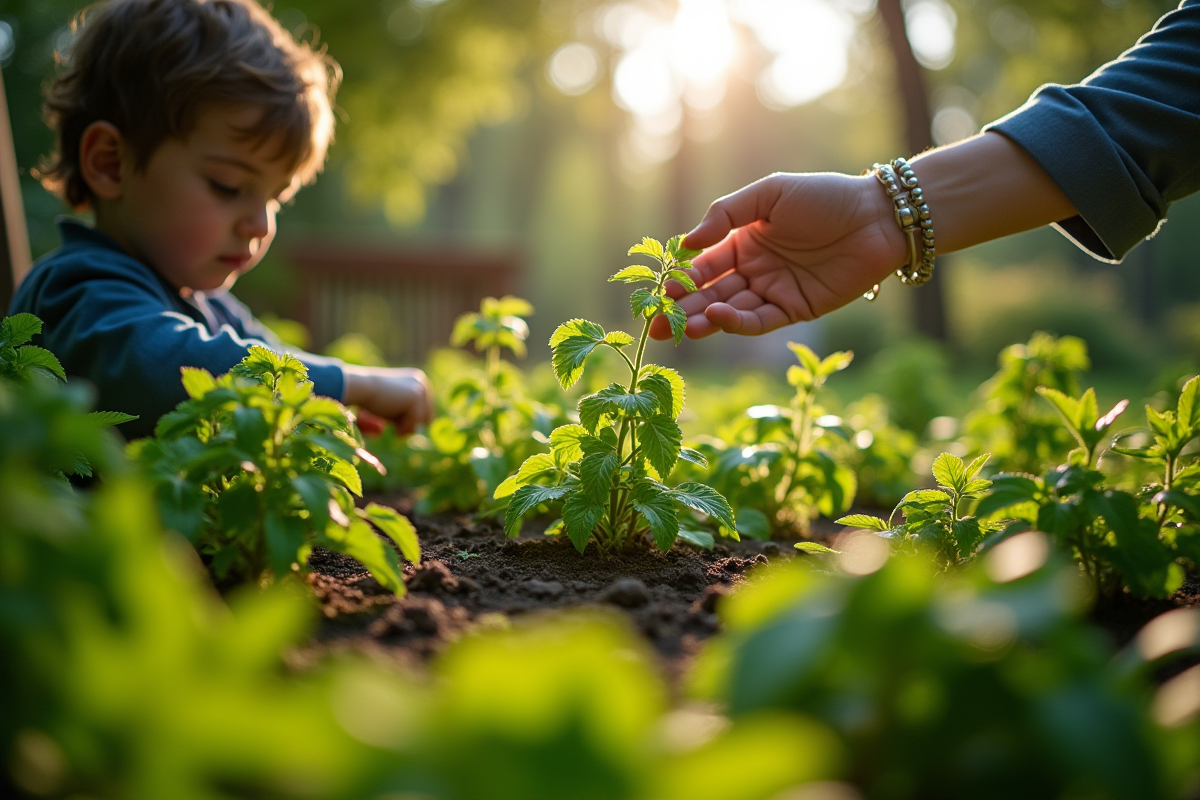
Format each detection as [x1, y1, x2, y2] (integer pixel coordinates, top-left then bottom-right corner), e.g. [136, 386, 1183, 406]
[977, 383, 1200, 598]
[497, 236, 735, 552]
[703, 344, 856, 539]
[132, 347, 419, 593]
[960, 332, 1090, 473]
[838, 452, 998, 568]
[371, 296, 560, 512]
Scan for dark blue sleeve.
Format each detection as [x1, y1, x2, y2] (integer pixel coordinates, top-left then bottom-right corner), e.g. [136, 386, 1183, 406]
[13, 257, 344, 439]
[985, 0, 1200, 262]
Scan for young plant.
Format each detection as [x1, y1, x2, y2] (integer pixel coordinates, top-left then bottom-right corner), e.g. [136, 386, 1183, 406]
[132, 347, 419, 593]
[497, 236, 735, 553]
[371, 296, 560, 512]
[703, 344, 856, 539]
[838, 452, 998, 568]
[960, 332, 1090, 473]
[977, 382, 1200, 598]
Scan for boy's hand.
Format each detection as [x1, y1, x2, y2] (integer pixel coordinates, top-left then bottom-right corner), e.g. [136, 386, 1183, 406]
[650, 172, 906, 340]
[342, 365, 434, 436]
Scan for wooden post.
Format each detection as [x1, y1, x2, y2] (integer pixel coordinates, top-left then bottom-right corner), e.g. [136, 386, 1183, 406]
[0, 64, 32, 313]
[877, 0, 948, 343]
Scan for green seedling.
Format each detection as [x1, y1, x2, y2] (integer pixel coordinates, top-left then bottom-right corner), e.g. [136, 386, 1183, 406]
[497, 236, 735, 553]
[374, 296, 559, 512]
[132, 346, 419, 593]
[838, 452, 998, 568]
[701, 344, 856, 540]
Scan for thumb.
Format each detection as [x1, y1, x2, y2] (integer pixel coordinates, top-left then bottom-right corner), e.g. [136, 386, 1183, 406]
[683, 174, 786, 250]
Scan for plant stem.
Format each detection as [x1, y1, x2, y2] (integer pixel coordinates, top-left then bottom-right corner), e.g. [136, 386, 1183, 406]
[610, 314, 655, 547]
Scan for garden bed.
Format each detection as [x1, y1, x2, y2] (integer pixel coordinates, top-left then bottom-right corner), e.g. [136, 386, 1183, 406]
[299, 495, 839, 683]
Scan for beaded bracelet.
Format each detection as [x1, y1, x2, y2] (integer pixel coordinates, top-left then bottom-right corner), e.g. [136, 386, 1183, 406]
[863, 156, 936, 301]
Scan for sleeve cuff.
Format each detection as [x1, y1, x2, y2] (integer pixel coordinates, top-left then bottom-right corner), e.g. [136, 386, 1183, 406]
[985, 89, 1163, 263]
[298, 356, 346, 403]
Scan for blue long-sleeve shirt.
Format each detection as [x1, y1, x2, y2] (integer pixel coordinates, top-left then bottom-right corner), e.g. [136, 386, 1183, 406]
[986, 0, 1200, 262]
[8, 219, 346, 438]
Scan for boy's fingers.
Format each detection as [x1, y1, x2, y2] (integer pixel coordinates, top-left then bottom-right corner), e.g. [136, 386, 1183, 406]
[684, 313, 721, 339]
[682, 176, 783, 251]
[675, 271, 749, 316]
[355, 408, 387, 437]
[649, 315, 674, 341]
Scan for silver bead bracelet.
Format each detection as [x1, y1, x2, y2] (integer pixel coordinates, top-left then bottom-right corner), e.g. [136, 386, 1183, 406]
[863, 156, 936, 301]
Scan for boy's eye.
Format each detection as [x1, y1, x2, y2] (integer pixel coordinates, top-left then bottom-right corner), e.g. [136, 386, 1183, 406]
[208, 179, 240, 198]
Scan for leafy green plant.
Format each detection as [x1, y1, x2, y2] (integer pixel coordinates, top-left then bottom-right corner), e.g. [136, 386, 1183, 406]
[132, 346, 419, 593]
[701, 345, 856, 540]
[0, 313, 136, 478]
[694, 547, 1195, 800]
[978, 383, 1200, 598]
[961, 332, 1090, 473]
[497, 236, 735, 553]
[838, 452, 998, 568]
[836, 394, 920, 507]
[369, 296, 561, 512]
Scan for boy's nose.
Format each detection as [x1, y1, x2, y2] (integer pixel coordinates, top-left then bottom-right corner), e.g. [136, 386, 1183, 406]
[239, 203, 275, 242]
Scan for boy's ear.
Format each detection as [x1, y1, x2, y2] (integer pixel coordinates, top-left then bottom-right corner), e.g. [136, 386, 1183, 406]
[79, 121, 127, 202]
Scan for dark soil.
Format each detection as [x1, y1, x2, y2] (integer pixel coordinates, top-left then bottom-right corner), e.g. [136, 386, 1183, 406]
[301, 497, 1200, 685]
[301, 497, 830, 684]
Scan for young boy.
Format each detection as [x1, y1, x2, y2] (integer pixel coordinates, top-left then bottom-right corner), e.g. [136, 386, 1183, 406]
[9, 0, 431, 439]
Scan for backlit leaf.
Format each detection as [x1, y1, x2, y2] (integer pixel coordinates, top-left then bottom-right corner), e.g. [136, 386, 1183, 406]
[504, 483, 572, 537]
[580, 450, 619, 503]
[638, 415, 682, 478]
[631, 288, 660, 319]
[550, 319, 607, 389]
[670, 481, 735, 530]
[181, 367, 218, 399]
[661, 297, 687, 345]
[641, 365, 684, 417]
[836, 514, 888, 532]
[363, 503, 421, 562]
[609, 265, 658, 283]
[633, 480, 679, 551]
[667, 269, 698, 292]
[628, 236, 665, 260]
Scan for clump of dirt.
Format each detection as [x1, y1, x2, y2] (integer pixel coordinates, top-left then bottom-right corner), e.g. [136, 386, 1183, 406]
[302, 504, 831, 682]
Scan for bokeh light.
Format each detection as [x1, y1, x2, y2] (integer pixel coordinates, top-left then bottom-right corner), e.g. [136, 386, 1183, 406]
[547, 42, 601, 95]
[905, 0, 957, 70]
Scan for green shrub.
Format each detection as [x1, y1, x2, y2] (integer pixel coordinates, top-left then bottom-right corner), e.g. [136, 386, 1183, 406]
[132, 346, 418, 593]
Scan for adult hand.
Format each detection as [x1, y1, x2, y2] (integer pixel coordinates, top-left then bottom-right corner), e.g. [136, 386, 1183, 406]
[651, 172, 906, 340]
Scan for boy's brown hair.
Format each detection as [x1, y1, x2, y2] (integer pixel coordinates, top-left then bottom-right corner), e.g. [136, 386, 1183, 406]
[39, 0, 341, 209]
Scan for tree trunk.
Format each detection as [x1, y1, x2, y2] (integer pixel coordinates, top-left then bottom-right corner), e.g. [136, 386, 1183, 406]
[0, 65, 32, 313]
[877, 0, 948, 342]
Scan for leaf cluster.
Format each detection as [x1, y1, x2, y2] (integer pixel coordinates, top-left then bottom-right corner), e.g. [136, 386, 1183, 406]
[371, 298, 562, 513]
[697, 550, 1193, 800]
[960, 332, 1090, 473]
[838, 452, 998, 568]
[499, 236, 735, 553]
[132, 346, 419, 593]
[981, 380, 1200, 598]
[700, 344, 856, 540]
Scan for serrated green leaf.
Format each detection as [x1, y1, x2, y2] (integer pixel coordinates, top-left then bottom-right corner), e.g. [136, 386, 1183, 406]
[667, 269, 698, 292]
[670, 481, 735, 530]
[899, 489, 953, 508]
[0, 313, 42, 348]
[87, 410, 138, 428]
[932, 452, 967, 493]
[1179, 376, 1200, 432]
[633, 480, 679, 551]
[661, 296, 687, 345]
[603, 331, 635, 348]
[817, 351, 853, 377]
[550, 319, 607, 389]
[549, 424, 591, 463]
[449, 312, 482, 347]
[493, 453, 560, 499]
[1038, 386, 1083, 439]
[1076, 387, 1099, 431]
[329, 457, 363, 497]
[13, 346, 66, 381]
[363, 503, 421, 563]
[964, 453, 990, 482]
[580, 450, 619, 503]
[638, 415, 682, 478]
[609, 265, 659, 283]
[795, 542, 840, 555]
[678, 447, 708, 469]
[563, 492, 605, 552]
[638, 373, 674, 420]
[579, 393, 614, 434]
[641, 365, 684, 418]
[666, 234, 702, 261]
[628, 236, 665, 260]
[504, 483, 572, 537]
[333, 518, 405, 594]
[836, 514, 889, 532]
[181, 367, 218, 399]
[787, 342, 821, 374]
[631, 288, 660, 319]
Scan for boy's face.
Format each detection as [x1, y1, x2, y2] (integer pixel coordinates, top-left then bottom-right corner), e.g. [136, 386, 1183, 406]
[114, 105, 299, 293]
